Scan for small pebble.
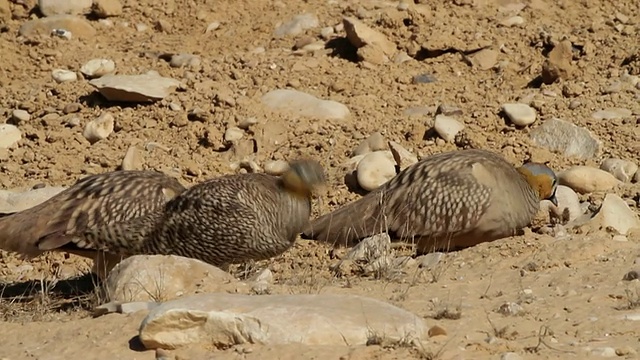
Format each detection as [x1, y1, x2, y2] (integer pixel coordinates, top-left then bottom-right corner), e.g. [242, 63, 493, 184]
[502, 103, 536, 126]
[600, 158, 638, 183]
[121, 146, 142, 171]
[353, 132, 386, 156]
[0, 124, 22, 149]
[433, 114, 464, 142]
[356, 151, 396, 191]
[224, 127, 244, 142]
[11, 109, 30, 122]
[501, 353, 523, 360]
[412, 73, 437, 84]
[500, 16, 524, 27]
[205, 21, 220, 33]
[80, 59, 115, 78]
[51, 69, 78, 83]
[497, 302, 525, 316]
[264, 160, 289, 175]
[427, 325, 447, 337]
[83, 112, 115, 144]
[63, 103, 82, 114]
[238, 117, 258, 130]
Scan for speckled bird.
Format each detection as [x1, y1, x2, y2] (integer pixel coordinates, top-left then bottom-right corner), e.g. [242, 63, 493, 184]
[302, 149, 558, 254]
[0, 170, 186, 276]
[81, 159, 326, 267]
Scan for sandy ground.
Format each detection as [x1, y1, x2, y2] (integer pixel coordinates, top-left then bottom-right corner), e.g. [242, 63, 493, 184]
[0, 0, 639, 359]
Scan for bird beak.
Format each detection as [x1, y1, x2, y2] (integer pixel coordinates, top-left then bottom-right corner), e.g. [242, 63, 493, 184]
[549, 194, 558, 207]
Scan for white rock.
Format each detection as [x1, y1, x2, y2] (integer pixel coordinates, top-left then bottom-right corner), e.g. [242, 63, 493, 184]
[0, 124, 22, 149]
[89, 72, 181, 102]
[205, 21, 220, 33]
[169, 53, 200, 68]
[600, 158, 638, 183]
[500, 16, 525, 27]
[51, 69, 78, 83]
[589, 194, 640, 235]
[0, 186, 66, 213]
[388, 140, 418, 170]
[501, 352, 524, 360]
[264, 160, 289, 175]
[261, 89, 350, 120]
[434, 114, 464, 142]
[11, 109, 30, 122]
[38, 0, 92, 16]
[106, 255, 243, 303]
[223, 127, 244, 143]
[83, 112, 115, 144]
[138, 292, 428, 349]
[121, 146, 142, 171]
[274, 13, 319, 38]
[592, 108, 633, 120]
[80, 59, 115, 78]
[353, 132, 386, 156]
[540, 185, 583, 222]
[356, 151, 397, 191]
[530, 118, 601, 160]
[558, 166, 622, 194]
[502, 103, 536, 126]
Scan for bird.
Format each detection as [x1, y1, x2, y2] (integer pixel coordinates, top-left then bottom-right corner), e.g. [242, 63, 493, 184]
[302, 148, 558, 254]
[0, 170, 187, 278]
[80, 158, 326, 267]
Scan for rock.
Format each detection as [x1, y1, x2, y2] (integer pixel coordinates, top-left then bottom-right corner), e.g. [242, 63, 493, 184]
[261, 89, 350, 120]
[468, 48, 499, 70]
[623, 270, 640, 281]
[63, 103, 82, 114]
[80, 59, 115, 78]
[264, 160, 289, 176]
[356, 151, 396, 191]
[38, 0, 92, 16]
[169, 53, 200, 68]
[500, 16, 525, 27]
[0, 186, 66, 213]
[497, 302, 525, 316]
[588, 194, 640, 235]
[121, 146, 142, 170]
[540, 185, 583, 222]
[388, 140, 418, 170]
[223, 127, 244, 143]
[416, 253, 444, 269]
[343, 17, 397, 61]
[502, 103, 536, 126]
[11, 109, 30, 123]
[590, 347, 617, 358]
[412, 73, 437, 84]
[205, 21, 220, 33]
[19, 15, 96, 39]
[558, 166, 622, 194]
[138, 292, 428, 349]
[0, 124, 21, 149]
[344, 233, 391, 262]
[105, 255, 244, 303]
[353, 132, 386, 156]
[530, 118, 600, 160]
[541, 40, 574, 84]
[237, 117, 258, 130]
[51, 69, 78, 83]
[83, 112, 115, 144]
[92, 0, 122, 17]
[600, 158, 638, 183]
[592, 108, 633, 120]
[436, 104, 463, 116]
[273, 13, 318, 38]
[634, 170, 640, 183]
[434, 114, 464, 142]
[89, 73, 182, 102]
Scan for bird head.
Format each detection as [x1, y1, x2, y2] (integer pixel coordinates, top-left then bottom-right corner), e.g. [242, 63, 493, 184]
[280, 159, 327, 198]
[517, 162, 558, 206]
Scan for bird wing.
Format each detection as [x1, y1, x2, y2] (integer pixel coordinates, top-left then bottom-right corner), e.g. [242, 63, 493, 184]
[382, 159, 494, 240]
[35, 171, 185, 252]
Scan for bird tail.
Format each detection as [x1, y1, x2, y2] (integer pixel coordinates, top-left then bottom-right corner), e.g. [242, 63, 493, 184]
[0, 212, 44, 258]
[301, 191, 388, 247]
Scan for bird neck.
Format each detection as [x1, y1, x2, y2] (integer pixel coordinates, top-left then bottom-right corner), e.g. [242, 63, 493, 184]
[516, 167, 546, 201]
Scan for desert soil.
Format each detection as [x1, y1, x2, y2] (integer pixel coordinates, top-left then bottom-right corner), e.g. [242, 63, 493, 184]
[1, 0, 639, 359]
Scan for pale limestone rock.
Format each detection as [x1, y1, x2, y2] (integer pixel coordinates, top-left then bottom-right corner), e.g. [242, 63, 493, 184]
[356, 151, 396, 191]
[558, 166, 622, 194]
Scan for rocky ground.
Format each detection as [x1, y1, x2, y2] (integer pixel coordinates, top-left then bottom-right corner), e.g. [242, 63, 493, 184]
[0, 0, 639, 359]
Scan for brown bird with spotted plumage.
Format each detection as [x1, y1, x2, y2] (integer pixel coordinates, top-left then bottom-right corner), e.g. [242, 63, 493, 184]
[80, 159, 326, 267]
[0, 170, 186, 277]
[302, 149, 558, 254]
